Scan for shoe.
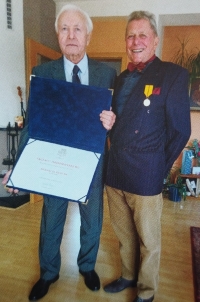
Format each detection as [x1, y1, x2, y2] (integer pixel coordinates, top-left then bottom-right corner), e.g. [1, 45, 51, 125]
[79, 269, 100, 291]
[133, 295, 154, 302]
[29, 274, 59, 301]
[104, 276, 137, 293]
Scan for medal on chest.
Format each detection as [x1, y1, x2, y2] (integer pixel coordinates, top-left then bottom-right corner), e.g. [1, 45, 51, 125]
[143, 85, 153, 106]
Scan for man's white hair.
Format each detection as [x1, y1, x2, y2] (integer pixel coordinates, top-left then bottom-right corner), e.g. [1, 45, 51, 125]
[55, 4, 93, 34]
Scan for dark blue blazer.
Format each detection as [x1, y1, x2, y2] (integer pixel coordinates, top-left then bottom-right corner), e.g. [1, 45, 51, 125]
[106, 57, 191, 196]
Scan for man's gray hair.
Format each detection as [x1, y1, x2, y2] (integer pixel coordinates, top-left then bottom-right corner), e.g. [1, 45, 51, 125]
[126, 11, 158, 36]
[55, 4, 93, 34]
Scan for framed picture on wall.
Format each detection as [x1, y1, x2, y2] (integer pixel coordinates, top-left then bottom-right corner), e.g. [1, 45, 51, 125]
[190, 77, 200, 110]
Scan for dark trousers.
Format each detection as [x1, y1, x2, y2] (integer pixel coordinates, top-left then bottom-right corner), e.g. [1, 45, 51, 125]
[39, 155, 104, 280]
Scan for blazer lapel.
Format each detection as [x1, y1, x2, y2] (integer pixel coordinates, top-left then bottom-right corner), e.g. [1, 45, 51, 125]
[51, 57, 101, 84]
[88, 57, 102, 86]
[125, 57, 162, 112]
[51, 57, 66, 81]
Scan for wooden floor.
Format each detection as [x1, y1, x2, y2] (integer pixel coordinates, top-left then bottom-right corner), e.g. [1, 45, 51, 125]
[0, 192, 199, 302]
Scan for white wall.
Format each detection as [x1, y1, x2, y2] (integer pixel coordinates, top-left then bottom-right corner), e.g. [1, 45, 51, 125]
[54, 0, 200, 17]
[0, 0, 25, 128]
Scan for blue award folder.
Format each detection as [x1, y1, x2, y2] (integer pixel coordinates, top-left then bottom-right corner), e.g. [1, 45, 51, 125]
[7, 76, 113, 203]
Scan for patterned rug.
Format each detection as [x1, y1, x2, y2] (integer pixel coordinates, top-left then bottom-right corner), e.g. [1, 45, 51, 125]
[191, 226, 200, 302]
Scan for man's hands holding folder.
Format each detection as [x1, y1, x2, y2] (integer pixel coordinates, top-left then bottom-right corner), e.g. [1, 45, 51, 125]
[100, 109, 116, 131]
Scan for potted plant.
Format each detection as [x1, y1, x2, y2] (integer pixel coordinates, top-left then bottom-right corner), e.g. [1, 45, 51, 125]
[165, 166, 187, 202]
[171, 37, 200, 84]
[189, 51, 200, 83]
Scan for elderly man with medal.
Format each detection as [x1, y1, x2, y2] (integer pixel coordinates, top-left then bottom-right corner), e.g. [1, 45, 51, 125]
[104, 10, 191, 302]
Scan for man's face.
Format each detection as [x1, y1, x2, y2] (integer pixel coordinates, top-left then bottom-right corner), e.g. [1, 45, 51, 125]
[57, 10, 91, 64]
[126, 18, 159, 64]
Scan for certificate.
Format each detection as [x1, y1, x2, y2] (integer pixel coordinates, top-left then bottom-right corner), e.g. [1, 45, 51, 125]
[6, 76, 112, 203]
[7, 139, 100, 203]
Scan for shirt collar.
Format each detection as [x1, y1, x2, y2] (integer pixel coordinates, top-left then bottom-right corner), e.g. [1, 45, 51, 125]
[64, 53, 88, 76]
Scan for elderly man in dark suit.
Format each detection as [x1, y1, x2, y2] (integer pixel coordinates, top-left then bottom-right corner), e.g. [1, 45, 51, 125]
[103, 11, 191, 302]
[3, 4, 116, 301]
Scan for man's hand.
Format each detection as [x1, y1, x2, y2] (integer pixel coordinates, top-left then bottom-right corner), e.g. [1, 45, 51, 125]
[100, 110, 116, 131]
[2, 170, 19, 194]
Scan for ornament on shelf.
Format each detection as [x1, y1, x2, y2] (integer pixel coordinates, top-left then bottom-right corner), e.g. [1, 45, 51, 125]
[16, 86, 26, 128]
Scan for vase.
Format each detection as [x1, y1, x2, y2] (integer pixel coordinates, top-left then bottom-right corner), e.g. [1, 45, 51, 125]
[168, 186, 181, 202]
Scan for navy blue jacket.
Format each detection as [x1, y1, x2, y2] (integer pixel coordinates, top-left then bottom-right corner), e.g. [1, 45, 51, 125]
[106, 57, 191, 196]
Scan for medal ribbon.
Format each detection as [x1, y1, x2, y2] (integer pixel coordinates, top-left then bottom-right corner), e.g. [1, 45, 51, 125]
[144, 85, 153, 98]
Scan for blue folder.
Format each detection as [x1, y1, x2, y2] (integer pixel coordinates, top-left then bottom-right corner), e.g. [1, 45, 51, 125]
[29, 76, 112, 153]
[7, 76, 113, 203]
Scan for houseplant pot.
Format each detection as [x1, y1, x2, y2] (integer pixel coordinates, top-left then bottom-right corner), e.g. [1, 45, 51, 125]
[166, 166, 187, 202]
[168, 185, 182, 202]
